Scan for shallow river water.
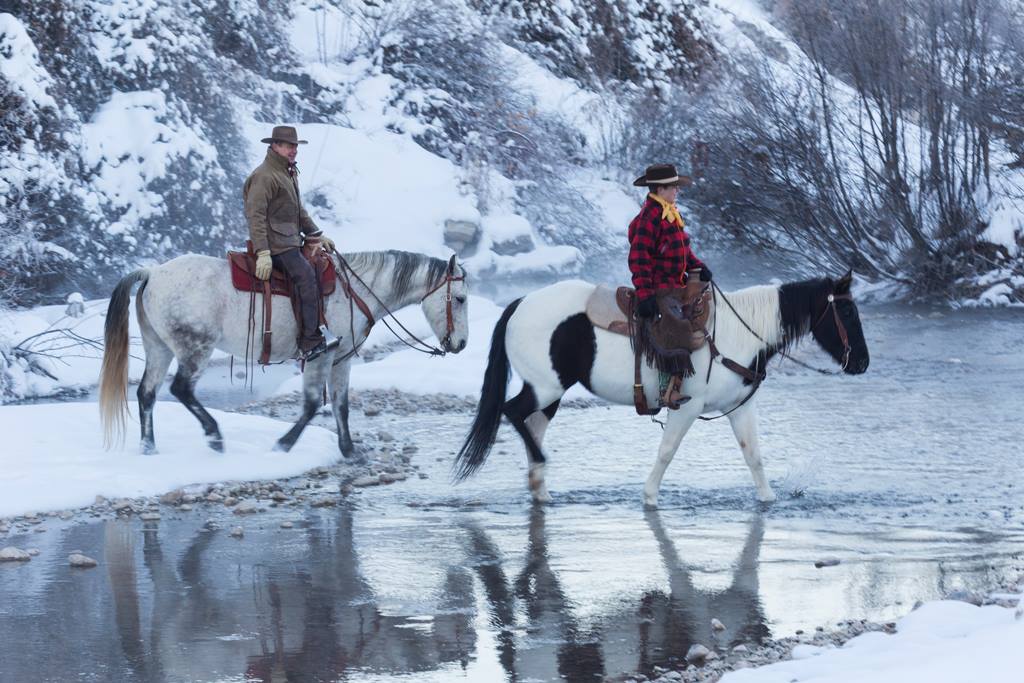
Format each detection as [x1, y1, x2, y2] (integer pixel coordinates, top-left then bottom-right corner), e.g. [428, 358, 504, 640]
[1, 303, 1022, 683]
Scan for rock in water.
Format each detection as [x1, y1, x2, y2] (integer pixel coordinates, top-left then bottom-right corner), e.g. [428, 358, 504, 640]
[140, 512, 161, 521]
[685, 644, 711, 664]
[69, 553, 98, 568]
[352, 476, 380, 487]
[814, 557, 841, 568]
[0, 547, 31, 562]
[711, 618, 726, 631]
[229, 527, 244, 538]
[233, 501, 258, 514]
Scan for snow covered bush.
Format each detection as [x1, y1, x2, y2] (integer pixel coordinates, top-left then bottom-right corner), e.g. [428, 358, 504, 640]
[471, 0, 716, 91]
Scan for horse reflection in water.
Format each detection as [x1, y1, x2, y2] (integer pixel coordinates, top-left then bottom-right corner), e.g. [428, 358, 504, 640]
[101, 507, 476, 682]
[96, 508, 766, 682]
[463, 508, 768, 681]
[242, 508, 477, 681]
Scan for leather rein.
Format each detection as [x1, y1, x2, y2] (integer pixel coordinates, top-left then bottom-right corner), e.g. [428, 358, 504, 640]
[696, 281, 853, 421]
[330, 252, 463, 363]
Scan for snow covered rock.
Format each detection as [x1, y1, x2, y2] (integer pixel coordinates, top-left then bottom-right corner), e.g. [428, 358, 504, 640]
[64, 293, 85, 318]
[68, 553, 97, 568]
[0, 547, 31, 562]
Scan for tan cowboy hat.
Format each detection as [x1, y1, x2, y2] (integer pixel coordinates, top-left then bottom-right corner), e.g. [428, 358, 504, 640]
[632, 163, 692, 187]
[261, 125, 308, 145]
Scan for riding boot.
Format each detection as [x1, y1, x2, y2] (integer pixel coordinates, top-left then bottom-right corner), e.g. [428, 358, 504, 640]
[272, 248, 324, 354]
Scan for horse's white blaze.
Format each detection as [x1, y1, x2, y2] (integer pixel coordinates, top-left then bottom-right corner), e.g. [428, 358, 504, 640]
[504, 279, 787, 507]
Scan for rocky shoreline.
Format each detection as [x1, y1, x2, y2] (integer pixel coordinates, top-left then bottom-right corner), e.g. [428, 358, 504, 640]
[613, 578, 1024, 683]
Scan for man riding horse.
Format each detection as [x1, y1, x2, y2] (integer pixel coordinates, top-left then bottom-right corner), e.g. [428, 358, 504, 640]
[628, 163, 713, 408]
[243, 125, 336, 361]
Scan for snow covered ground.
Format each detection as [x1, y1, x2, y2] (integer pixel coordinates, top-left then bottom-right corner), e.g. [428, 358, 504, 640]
[720, 600, 1024, 683]
[0, 402, 339, 519]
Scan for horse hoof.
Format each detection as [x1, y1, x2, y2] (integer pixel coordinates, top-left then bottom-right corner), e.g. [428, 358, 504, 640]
[531, 491, 553, 505]
[758, 491, 777, 504]
[274, 440, 293, 453]
[208, 436, 224, 453]
[140, 443, 157, 456]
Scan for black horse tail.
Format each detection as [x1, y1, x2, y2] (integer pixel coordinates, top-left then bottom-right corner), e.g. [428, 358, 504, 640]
[452, 298, 523, 482]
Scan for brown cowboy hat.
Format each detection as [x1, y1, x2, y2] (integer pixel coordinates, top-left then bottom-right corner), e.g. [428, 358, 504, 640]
[261, 125, 308, 145]
[632, 163, 692, 187]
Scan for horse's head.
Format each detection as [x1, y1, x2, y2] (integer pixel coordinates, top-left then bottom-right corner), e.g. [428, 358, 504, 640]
[420, 254, 469, 354]
[809, 270, 869, 374]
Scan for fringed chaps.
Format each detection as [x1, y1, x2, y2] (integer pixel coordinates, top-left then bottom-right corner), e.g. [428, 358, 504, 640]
[629, 284, 711, 377]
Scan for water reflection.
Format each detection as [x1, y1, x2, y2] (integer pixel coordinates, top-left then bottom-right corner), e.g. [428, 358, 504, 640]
[0, 504, 776, 683]
[637, 511, 769, 673]
[460, 508, 769, 682]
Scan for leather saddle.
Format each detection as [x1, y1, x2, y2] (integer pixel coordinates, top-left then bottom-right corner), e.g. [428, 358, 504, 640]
[227, 241, 338, 364]
[227, 242, 337, 297]
[585, 279, 711, 350]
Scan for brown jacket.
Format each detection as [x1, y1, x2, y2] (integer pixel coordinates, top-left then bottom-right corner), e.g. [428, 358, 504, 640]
[243, 149, 321, 254]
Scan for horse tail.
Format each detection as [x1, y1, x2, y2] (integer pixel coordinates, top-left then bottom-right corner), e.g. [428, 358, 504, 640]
[453, 297, 523, 482]
[99, 269, 149, 448]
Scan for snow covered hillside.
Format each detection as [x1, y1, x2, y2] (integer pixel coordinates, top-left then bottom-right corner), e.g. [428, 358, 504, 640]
[3, 0, 1022, 310]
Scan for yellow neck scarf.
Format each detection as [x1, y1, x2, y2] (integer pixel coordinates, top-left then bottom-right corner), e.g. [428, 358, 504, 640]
[648, 193, 684, 228]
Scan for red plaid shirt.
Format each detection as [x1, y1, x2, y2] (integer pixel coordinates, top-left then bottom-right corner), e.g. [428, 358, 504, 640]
[627, 196, 705, 302]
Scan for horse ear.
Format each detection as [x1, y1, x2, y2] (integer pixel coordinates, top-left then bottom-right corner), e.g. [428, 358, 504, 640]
[447, 254, 457, 274]
[836, 269, 853, 294]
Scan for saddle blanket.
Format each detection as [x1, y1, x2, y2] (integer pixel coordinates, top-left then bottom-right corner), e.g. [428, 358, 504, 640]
[585, 284, 633, 336]
[227, 249, 337, 297]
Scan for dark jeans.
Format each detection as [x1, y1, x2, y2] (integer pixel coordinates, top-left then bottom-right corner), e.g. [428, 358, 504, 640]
[272, 248, 322, 350]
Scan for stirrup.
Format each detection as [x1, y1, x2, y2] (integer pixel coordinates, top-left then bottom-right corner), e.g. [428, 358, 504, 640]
[301, 325, 342, 362]
[661, 375, 690, 410]
[319, 324, 342, 353]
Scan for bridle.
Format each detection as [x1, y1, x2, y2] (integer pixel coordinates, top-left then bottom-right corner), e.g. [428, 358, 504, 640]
[804, 291, 854, 374]
[331, 253, 465, 361]
[712, 281, 854, 376]
[420, 268, 466, 352]
[688, 282, 855, 423]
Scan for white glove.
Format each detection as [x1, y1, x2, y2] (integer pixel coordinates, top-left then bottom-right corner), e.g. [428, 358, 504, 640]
[255, 250, 272, 280]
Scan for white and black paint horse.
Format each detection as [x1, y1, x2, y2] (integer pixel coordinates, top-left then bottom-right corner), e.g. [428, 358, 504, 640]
[454, 272, 868, 507]
[99, 250, 468, 455]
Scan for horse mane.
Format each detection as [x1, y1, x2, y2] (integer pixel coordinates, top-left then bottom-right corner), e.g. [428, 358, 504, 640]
[712, 284, 785, 358]
[342, 250, 449, 300]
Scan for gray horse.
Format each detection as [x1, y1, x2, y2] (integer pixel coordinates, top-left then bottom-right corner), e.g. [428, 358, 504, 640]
[99, 250, 469, 456]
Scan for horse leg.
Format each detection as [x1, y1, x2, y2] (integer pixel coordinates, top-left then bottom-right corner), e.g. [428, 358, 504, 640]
[504, 384, 562, 504]
[169, 348, 223, 452]
[727, 404, 776, 503]
[136, 327, 173, 455]
[328, 357, 356, 457]
[643, 404, 700, 509]
[523, 400, 560, 503]
[275, 357, 329, 453]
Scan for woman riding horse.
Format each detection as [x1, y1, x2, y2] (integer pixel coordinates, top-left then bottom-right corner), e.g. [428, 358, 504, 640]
[628, 163, 713, 407]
